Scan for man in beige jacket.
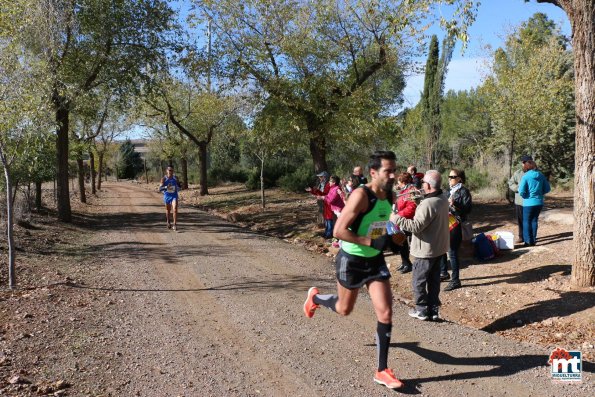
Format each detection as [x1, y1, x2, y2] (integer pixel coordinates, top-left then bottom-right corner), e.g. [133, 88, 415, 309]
[390, 170, 449, 321]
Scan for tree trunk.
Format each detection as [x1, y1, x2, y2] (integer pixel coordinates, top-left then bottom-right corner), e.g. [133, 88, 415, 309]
[97, 152, 104, 190]
[198, 142, 209, 196]
[56, 105, 72, 222]
[309, 134, 328, 173]
[181, 157, 189, 189]
[77, 157, 86, 204]
[568, 1, 595, 287]
[144, 158, 149, 184]
[89, 150, 96, 194]
[260, 156, 266, 209]
[2, 163, 16, 288]
[35, 181, 42, 211]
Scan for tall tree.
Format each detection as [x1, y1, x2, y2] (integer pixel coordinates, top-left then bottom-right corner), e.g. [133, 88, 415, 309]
[117, 140, 143, 180]
[484, 13, 574, 178]
[529, 0, 594, 287]
[193, 0, 477, 172]
[145, 77, 239, 195]
[24, 0, 176, 222]
[0, 0, 52, 288]
[420, 34, 455, 169]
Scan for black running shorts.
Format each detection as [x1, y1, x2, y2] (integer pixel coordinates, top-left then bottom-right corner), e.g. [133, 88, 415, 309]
[335, 249, 391, 289]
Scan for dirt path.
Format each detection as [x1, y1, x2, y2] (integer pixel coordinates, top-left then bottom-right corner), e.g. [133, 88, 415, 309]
[2, 182, 592, 396]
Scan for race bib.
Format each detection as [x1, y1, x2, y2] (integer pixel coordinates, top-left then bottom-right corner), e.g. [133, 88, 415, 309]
[368, 221, 388, 239]
[167, 184, 176, 193]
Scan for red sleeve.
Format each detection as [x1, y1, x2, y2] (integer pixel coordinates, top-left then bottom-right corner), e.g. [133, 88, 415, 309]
[398, 199, 417, 219]
[310, 183, 330, 197]
[397, 188, 417, 219]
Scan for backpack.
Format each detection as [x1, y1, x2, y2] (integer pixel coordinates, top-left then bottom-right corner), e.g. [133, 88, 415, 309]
[473, 233, 496, 261]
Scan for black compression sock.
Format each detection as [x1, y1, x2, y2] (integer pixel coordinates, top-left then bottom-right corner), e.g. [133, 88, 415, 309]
[313, 294, 338, 312]
[376, 321, 392, 371]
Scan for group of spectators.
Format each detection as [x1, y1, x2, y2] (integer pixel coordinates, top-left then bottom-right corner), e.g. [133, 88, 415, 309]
[304, 151, 551, 390]
[305, 153, 551, 316]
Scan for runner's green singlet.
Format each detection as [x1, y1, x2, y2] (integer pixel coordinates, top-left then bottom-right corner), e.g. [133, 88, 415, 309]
[341, 194, 391, 258]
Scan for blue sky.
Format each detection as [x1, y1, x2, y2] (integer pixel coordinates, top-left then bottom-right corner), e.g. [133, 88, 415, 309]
[401, 0, 571, 108]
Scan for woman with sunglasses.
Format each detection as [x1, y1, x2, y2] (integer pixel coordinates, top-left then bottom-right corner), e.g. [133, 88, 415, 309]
[441, 169, 472, 291]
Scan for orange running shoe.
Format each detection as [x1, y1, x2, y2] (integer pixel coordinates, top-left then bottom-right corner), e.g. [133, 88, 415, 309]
[374, 368, 404, 389]
[303, 287, 320, 318]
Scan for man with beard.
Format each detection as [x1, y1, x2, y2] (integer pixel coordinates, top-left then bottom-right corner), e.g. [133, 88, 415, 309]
[303, 150, 404, 390]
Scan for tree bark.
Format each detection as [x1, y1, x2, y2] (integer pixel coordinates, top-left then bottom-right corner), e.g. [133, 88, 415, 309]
[35, 181, 42, 211]
[97, 152, 104, 190]
[2, 162, 16, 288]
[568, 1, 595, 287]
[198, 142, 209, 196]
[260, 156, 266, 209]
[309, 135, 328, 173]
[77, 157, 86, 204]
[89, 150, 96, 194]
[56, 104, 72, 222]
[181, 156, 189, 189]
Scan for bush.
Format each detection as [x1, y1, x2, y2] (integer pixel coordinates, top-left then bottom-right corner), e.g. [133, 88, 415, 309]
[465, 168, 490, 192]
[278, 163, 316, 193]
[245, 158, 297, 190]
[209, 166, 249, 184]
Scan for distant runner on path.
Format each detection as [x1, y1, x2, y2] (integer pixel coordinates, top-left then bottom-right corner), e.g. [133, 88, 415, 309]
[303, 150, 404, 390]
[159, 166, 182, 231]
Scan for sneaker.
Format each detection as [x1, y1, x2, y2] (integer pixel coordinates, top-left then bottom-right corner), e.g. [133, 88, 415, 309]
[440, 272, 450, 281]
[172, 224, 177, 231]
[374, 368, 404, 389]
[399, 265, 411, 274]
[408, 308, 428, 321]
[429, 308, 440, 321]
[396, 264, 405, 272]
[167, 223, 172, 229]
[303, 287, 320, 318]
[444, 280, 462, 291]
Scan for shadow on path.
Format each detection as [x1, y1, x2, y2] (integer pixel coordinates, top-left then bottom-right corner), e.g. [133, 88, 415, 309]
[387, 341, 593, 394]
[481, 291, 595, 333]
[57, 275, 332, 294]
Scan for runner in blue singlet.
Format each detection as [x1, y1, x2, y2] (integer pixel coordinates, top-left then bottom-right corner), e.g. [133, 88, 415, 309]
[159, 166, 181, 230]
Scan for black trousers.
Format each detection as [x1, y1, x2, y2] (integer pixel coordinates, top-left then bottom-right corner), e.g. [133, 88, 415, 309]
[515, 204, 524, 240]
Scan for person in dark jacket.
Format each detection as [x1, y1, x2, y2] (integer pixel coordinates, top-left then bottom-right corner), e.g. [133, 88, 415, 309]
[441, 169, 472, 291]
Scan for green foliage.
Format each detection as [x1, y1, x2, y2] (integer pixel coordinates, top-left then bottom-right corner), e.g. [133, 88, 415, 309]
[209, 166, 249, 184]
[278, 162, 317, 193]
[117, 140, 143, 179]
[193, 0, 478, 170]
[485, 13, 574, 177]
[245, 158, 296, 190]
[464, 168, 489, 192]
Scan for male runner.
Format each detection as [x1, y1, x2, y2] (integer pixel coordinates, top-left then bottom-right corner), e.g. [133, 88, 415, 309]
[303, 150, 403, 390]
[159, 166, 181, 230]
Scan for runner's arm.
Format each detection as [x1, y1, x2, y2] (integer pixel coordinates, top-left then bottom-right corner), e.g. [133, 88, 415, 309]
[333, 187, 371, 246]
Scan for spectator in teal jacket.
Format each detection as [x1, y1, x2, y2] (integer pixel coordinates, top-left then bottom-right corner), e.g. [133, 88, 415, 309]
[508, 155, 532, 244]
[518, 160, 551, 246]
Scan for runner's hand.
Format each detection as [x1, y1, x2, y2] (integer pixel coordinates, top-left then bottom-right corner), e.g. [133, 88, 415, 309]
[369, 234, 390, 251]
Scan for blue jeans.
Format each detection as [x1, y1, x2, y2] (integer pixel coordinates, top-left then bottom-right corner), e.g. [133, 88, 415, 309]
[523, 205, 543, 245]
[440, 224, 462, 282]
[324, 219, 334, 238]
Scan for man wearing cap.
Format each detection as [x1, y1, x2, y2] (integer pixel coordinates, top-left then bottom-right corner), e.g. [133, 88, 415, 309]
[508, 155, 532, 244]
[306, 171, 331, 236]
